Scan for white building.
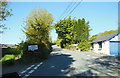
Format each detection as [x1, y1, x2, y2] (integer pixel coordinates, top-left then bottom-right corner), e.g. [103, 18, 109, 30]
[91, 32, 120, 55]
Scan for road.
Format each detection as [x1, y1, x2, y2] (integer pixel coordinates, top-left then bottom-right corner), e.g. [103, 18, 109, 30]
[18, 45, 119, 77]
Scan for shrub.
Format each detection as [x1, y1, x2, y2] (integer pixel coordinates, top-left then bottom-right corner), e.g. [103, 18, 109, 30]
[77, 41, 91, 51]
[0, 55, 15, 65]
[2, 59, 15, 65]
[17, 41, 29, 52]
[56, 39, 62, 46]
[2, 48, 22, 57]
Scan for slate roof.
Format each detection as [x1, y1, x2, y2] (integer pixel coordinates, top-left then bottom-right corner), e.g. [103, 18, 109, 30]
[91, 32, 120, 43]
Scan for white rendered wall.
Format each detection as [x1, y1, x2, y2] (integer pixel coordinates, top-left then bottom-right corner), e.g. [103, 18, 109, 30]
[102, 41, 110, 55]
[93, 41, 110, 55]
[110, 34, 120, 41]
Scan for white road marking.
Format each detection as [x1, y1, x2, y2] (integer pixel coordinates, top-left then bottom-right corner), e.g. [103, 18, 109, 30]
[29, 70, 35, 74]
[26, 67, 32, 70]
[21, 70, 27, 74]
[34, 66, 38, 69]
[23, 74, 30, 78]
[20, 65, 35, 74]
[36, 62, 43, 67]
[39, 62, 43, 65]
[19, 62, 43, 77]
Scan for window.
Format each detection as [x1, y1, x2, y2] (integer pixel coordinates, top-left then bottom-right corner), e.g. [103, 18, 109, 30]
[98, 42, 102, 48]
[91, 43, 94, 48]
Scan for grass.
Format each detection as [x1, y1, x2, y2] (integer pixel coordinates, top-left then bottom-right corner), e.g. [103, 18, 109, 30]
[0, 55, 15, 62]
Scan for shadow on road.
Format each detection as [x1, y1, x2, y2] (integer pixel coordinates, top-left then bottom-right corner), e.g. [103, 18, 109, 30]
[30, 53, 75, 76]
[93, 56, 120, 69]
[73, 56, 120, 76]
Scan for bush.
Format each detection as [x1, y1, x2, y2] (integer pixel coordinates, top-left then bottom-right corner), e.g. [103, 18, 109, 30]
[2, 48, 22, 57]
[40, 42, 52, 59]
[1, 55, 15, 65]
[56, 39, 62, 46]
[17, 41, 29, 52]
[2, 59, 15, 65]
[19, 42, 52, 64]
[77, 41, 91, 51]
[65, 44, 76, 50]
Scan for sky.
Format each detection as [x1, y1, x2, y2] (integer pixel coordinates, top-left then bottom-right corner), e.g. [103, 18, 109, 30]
[1, 2, 118, 44]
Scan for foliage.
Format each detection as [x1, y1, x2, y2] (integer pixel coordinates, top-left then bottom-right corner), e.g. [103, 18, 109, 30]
[89, 30, 118, 41]
[2, 48, 22, 57]
[0, 55, 15, 62]
[21, 8, 53, 61]
[65, 44, 76, 50]
[0, 55, 15, 65]
[56, 39, 63, 46]
[17, 41, 29, 52]
[19, 42, 52, 64]
[0, 0, 12, 33]
[73, 18, 91, 44]
[55, 17, 91, 51]
[77, 41, 91, 51]
[24, 8, 53, 44]
[55, 17, 75, 48]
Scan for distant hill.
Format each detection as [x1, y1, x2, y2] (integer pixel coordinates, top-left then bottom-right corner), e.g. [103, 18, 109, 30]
[1, 44, 17, 48]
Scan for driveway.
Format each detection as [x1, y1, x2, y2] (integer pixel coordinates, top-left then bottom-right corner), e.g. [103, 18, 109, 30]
[17, 45, 119, 77]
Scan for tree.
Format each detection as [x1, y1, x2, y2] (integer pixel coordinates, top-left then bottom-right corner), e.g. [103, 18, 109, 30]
[73, 18, 91, 43]
[24, 8, 53, 44]
[73, 18, 91, 51]
[55, 17, 74, 48]
[0, 0, 12, 33]
[55, 17, 91, 50]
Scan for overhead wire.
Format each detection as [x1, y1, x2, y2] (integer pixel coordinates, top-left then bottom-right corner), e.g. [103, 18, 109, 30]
[64, 0, 83, 19]
[56, 0, 83, 22]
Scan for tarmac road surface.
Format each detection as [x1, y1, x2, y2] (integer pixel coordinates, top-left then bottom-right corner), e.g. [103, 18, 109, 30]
[18, 45, 119, 77]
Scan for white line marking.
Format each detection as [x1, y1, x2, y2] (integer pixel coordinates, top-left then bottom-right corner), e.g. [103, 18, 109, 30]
[26, 65, 35, 70]
[30, 65, 35, 68]
[39, 62, 43, 65]
[34, 66, 38, 69]
[20, 65, 35, 74]
[26, 67, 32, 70]
[29, 70, 35, 74]
[24, 74, 30, 77]
[37, 65, 40, 67]
[20, 62, 43, 77]
[21, 70, 27, 74]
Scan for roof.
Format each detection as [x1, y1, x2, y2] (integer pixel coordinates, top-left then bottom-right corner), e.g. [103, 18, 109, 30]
[91, 32, 120, 43]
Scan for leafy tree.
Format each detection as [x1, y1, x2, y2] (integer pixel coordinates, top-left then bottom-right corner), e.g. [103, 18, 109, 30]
[73, 18, 91, 51]
[73, 18, 91, 44]
[55, 17, 91, 51]
[0, 0, 12, 33]
[55, 17, 74, 48]
[24, 8, 53, 44]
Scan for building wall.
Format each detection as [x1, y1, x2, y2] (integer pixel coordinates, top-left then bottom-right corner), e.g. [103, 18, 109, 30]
[102, 41, 110, 55]
[92, 41, 109, 55]
[110, 34, 120, 41]
[92, 34, 120, 55]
